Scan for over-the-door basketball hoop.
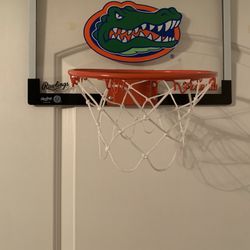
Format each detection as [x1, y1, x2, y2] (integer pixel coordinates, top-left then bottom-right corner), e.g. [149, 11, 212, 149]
[68, 69, 217, 172]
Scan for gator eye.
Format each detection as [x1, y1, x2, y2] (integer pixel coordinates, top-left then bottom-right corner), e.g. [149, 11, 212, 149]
[115, 13, 123, 20]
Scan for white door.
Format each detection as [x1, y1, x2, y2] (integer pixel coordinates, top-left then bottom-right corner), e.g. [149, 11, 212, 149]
[58, 1, 250, 250]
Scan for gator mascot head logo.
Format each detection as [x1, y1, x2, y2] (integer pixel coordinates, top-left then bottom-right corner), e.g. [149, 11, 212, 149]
[84, 1, 182, 62]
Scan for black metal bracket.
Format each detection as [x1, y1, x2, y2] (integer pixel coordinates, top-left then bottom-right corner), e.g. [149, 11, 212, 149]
[28, 78, 232, 106]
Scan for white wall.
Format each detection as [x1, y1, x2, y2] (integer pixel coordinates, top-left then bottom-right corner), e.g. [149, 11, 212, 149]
[0, 1, 54, 250]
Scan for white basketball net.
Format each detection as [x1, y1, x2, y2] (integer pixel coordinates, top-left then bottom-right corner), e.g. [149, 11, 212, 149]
[74, 77, 214, 172]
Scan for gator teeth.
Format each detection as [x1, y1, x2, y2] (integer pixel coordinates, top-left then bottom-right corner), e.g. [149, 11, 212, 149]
[110, 19, 180, 42]
[139, 32, 145, 37]
[163, 37, 169, 42]
[175, 20, 181, 27]
[110, 18, 180, 37]
[157, 24, 163, 32]
[147, 34, 153, 40]
[122, 37, 127, 43]
[171, 20, 176, 29]
[165, 37, 174, 42]
[165, 21, 171, 32]
[149, 24, 155, 30]
[155, 36, 162, 42]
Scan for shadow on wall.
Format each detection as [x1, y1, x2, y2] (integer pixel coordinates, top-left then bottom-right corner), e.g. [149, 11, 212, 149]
[181, 0, 250, 193]
[183, 101, 250, 193]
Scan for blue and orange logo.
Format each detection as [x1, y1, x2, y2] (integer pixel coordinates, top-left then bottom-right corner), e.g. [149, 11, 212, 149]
[84, 1, 182, 63]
